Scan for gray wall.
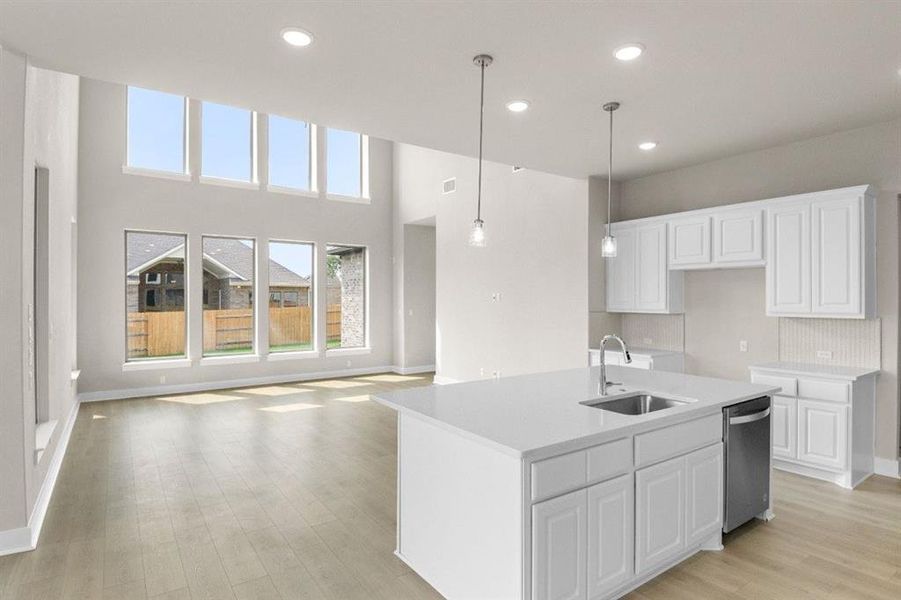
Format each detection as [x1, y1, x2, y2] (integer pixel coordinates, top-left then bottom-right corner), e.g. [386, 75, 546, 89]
[588, 176, 622, 348]
[394, 143, 588, 382]
[402, 224, 436, 369]
[0, 49, 79, 534]
[618, 119, 901, 460]
[77, 77, 395, 396]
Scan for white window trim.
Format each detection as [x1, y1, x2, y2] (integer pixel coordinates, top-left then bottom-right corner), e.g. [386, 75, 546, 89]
[200, 354, 261, 366]
[266, 185, 320, 199]
[267, 118, 317, 195]
[325, 131, 370, 202]
[198, 175, 262, 190]
[122, 358, 192, 372]
[325, 347, 372, 357]
[199, 101, 257, 185]
[267, 350, 321, 361]
[325, 242, 369, 351]
[268, 239, 317, 354]
[124, 88, 190, 176]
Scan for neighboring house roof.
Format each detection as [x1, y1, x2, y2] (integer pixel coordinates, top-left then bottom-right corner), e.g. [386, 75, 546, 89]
[127, 233, 310, 287]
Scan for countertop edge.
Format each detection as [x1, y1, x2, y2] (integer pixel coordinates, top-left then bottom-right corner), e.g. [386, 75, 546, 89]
[749, 362, 880, 381]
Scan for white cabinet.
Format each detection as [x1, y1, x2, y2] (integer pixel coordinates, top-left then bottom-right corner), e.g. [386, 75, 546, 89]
[797, 399, 848, 471]
[668, 216, 711, 269]
[685, 444, 724, 547]
[713, 208, 764, 266]
[586, 475, 633, 598]
[767, 187, 874, 318]
[532, 489, 587, 600]
[635, 444, 723, 576]
[751, 365, 876, 489]
[635, 454, 685, 575]
[605, 222, 682, 314]
[766, 201, 811, 315]
[771, 395, 797, 460]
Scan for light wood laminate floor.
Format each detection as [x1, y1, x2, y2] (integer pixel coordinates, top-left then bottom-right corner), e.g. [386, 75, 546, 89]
[1, 373, 899, 599]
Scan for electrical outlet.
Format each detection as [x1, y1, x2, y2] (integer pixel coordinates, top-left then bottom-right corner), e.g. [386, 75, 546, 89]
[739, 340, 749, 352]
[160, 375, 166, 384]
[816, 350, 834, 360]
[480, 367, 485, 376]
[493, 370, 501, 379]
[491, 292, 502, 302]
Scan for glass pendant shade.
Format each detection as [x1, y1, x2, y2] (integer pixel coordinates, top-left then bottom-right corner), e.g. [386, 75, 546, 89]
[469, 219, 486, 247]
[601, 234, 617, 257]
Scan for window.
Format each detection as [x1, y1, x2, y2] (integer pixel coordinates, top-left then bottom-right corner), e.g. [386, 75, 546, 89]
[326, 245, 366, 348]
[202, 101, 254, 182]
[268, 241, 314, 353]
[269, 115, 313, 191]
[202, 236, 255, 356]
[127, 87, 187, 174]
[126, 231, 187, 361]
[326, 128, 367, 198]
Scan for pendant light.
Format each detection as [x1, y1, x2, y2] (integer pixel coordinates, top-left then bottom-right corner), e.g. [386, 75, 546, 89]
[601, 101, 620, 258]
[469, 54, 493, 247]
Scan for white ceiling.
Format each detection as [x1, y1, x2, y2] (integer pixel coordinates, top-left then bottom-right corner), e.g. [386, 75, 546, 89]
[1, 1, 899, 179]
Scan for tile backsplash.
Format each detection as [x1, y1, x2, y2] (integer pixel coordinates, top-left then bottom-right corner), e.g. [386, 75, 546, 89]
[622, 314, 684, 352]
[778, 317, 881, 369]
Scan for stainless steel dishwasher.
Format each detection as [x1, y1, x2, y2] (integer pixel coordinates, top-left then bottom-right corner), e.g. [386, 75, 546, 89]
[723, 396, 771, 533]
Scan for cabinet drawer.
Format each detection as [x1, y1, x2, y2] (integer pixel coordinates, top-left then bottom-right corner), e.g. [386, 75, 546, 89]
[797, 378, 849, 403]
[587, 438, 632, 485]
[531, 450, 587, 502]
[635, 414, 722, 468]
[750, 373, 797, 396]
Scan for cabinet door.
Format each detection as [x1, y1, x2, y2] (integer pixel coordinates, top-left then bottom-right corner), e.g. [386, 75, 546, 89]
[635, 223, 668, 312]
[635, 455, 685, 575]
[766, 202, 811, 315]
[532, 489, 587, 600]
[811, 196, 861, 316]
[797, 399, 848, 471]
[668, 216, 711, 269]
[605, 226, 636, 312]
[685, 444, 723, 547]
[587, 475, 633, 598]
[713, 208, 764, 265]
[771, 395, 797, 460]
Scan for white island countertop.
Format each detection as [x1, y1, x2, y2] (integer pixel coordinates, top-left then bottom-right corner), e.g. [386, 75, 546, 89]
[375, 366, 779, 460]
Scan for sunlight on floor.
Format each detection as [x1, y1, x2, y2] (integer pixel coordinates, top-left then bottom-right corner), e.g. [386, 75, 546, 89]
[92, 414, 107, 420]
[304, 379, 370, 389]
[356, 374, 425, 383]
[259, 402, 323, 413]
[156, 392, 246, 405]
[241, 385, 308, 397]
[333, 394, 371, 403]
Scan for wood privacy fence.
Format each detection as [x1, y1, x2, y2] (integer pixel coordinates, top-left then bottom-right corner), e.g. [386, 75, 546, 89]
[127, 305, 342, 358]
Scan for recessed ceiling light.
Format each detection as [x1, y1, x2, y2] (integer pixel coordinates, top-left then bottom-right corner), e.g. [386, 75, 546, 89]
[638, 141, 658, 151]
[506, 100, 530, 113]
[614, 43, 645, 61]
[281, 27, 313, 47]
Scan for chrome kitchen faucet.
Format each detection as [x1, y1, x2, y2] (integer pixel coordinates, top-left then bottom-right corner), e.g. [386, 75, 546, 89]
[598, 334, 632, 396]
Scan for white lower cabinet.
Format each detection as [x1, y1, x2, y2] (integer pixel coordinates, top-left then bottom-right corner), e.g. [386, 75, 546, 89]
[532, 488, 588, 600]
[771, 395, 797, 460]
[587, 475, 633, 598]
[635, 443, 723, 576]
[797, 399, 847, 470]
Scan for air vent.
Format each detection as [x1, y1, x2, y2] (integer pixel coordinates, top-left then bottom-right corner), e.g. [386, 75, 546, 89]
[442, 178, 456, 194]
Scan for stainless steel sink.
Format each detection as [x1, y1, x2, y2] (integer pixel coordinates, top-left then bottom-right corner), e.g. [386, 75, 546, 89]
[582, 393, 690, 415]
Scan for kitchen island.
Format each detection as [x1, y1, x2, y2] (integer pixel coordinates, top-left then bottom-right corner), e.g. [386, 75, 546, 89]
[375, 366, 779, 600]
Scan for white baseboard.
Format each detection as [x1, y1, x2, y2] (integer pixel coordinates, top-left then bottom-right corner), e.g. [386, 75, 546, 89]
[391, 364, 436, 375]
[874, 456, 900, 479]
[0, 396, 80, 557]
[79, 365, 398, 402]
[432, 375, 459, 385]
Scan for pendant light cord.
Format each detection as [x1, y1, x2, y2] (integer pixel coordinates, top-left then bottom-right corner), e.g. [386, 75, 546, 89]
[477, 59, 486, 221]
[607, 106, 613, 237]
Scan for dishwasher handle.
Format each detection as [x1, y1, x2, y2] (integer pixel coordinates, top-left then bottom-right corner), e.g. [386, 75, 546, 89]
[728, 407, 770, 426]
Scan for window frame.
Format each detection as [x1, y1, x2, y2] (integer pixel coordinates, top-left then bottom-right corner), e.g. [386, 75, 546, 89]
[266, 115, 318, 195]
[123, 229, 189, 365]
[267, 239, 317, 355]
[325, 129, 370, 203]
[200, 234, 259, 360]
[324, 243, 369, 354]
[123, 86, 191, 180]
[198, 101, 260, 189]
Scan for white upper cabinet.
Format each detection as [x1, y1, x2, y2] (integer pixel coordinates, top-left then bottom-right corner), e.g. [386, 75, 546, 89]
[766, 201, 812, 315]
[605, 222, 683, 314]
[668, 216, 711, 269]
[713, 208, 764, 266]
[767, 186, 874, 318]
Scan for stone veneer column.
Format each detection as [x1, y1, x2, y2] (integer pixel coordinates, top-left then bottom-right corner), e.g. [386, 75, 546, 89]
[340, 249, 365, 346]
